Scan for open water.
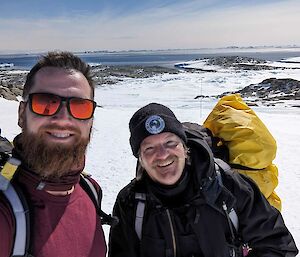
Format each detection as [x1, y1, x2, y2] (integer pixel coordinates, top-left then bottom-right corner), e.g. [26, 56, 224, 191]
[1, 48, 300, 70]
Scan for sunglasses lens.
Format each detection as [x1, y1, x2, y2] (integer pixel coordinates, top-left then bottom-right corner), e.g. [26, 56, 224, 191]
[31, 94, 61, 116]
[69, 98, 95, 119]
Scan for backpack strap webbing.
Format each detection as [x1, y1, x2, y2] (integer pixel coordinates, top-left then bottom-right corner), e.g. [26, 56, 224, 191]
[135, 192, 146, 240]
[4, 183, 31, 257]
[80, 174, 100, 208]
[214, 159, 239, 232]
[79, 174, 118, 226]
[1, 157, 31, 257]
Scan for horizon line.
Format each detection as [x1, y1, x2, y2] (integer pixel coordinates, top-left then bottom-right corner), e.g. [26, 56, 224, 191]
[1, 44, 300, 56]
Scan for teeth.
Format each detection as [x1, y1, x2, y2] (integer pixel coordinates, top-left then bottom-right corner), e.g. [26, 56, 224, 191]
[158, 160, 174, 167]
[51, 133, 71, 138]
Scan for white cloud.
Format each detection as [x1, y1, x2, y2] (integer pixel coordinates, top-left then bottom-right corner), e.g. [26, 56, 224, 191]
[0, 0, 299, 52]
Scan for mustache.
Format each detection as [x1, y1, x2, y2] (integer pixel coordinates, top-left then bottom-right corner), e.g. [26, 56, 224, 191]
[40, 124, 81, 134]
[154, 156, 175, 166]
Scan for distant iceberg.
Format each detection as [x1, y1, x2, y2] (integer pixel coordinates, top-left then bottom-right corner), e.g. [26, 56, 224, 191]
[280, 57, 300, 63]
[0, 63, 14, 68]
[88, 62, 102, 67]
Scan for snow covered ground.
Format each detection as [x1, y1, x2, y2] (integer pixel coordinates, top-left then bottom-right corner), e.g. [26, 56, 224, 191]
[0, 56, 300, 251]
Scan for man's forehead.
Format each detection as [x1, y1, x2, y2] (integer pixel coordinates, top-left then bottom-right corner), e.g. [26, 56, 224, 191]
[29, 66, 91, 98]
[141, 132, 179, 145]
[36, 66, 76, 76]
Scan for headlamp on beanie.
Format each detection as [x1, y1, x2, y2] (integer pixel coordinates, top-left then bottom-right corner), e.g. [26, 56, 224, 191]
[129, 103, 187, 157]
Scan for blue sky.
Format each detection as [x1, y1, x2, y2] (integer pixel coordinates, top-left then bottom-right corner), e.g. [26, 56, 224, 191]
[0, 0, 299, 53]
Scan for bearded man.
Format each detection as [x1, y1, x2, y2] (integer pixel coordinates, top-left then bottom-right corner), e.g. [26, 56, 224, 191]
[0, 52, 106, 257]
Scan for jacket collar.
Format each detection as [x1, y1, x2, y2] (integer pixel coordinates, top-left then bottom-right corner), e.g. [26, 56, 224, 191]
[187, 137, 236, 212]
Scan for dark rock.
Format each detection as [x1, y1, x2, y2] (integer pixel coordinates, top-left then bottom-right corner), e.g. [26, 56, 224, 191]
[0, 86, 18, 100]
[0, 65, 180, 101]
[92, 65, 179, 86]
[199, 77, 300, 107]
[245, 101, 259, 107]
[207, 56, 268, 70]
[236, 78, 300, 100]
[0, 71, 26, 100]
[194, 95, 212, 99]
[176, 56, 292, 72]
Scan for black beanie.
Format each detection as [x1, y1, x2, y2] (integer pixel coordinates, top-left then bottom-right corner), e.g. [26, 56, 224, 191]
[129, 103, 187, 157]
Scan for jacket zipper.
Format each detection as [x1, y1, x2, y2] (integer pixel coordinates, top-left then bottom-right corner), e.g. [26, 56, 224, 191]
[166, 209, 177, 257]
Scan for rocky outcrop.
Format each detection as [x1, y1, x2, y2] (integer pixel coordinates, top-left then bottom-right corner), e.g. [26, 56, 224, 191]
[91, 65, 179, 85]
[0, 71, 26, 100]
[195, 78, 300, 106]
[207, 56, 272, 70]
[186, 57, 300, 106]
[0, 65, 179, 101]
[1, 61, 300, 107]
[177, 56, 279, 72]
[208, 78, 300, 107]
[234, 78, 300, 100]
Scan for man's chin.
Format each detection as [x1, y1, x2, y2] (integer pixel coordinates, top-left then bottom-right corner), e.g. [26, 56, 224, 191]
[45, 139, 77, 149]
[20, 132, 89, 178]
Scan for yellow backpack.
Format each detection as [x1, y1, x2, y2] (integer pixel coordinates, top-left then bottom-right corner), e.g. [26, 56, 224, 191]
[203, 94, 281, 211]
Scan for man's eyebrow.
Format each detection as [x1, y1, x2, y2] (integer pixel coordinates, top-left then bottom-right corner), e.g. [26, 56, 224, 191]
[165, 134, 179, 140]
[141, 141, 154, 147]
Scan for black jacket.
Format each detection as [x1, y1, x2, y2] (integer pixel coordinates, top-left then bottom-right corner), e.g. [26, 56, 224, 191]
[109, 137, 298, 257]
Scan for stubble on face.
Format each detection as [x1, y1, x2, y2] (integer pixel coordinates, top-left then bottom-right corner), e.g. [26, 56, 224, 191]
[19, 118, 91, 179]
[139, 134, 187, 185]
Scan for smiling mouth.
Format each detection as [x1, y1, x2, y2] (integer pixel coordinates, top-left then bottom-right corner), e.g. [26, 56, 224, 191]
[48, 132, 73, 139]
[157, 159, 174, 168]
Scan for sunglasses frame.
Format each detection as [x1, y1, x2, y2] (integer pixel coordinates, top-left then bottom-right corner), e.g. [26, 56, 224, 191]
[26, 92, 97, 120]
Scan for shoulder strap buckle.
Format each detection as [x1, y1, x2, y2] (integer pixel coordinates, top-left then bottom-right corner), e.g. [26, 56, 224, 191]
[0, 157, 21, 190]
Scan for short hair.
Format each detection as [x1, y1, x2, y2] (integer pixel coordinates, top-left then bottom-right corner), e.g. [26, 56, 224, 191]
[23, 51, 94, 98]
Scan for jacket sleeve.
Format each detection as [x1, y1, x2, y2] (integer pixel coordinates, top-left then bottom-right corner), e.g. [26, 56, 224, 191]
[227, 172, 298, 257]
[108, 191, 140, 257]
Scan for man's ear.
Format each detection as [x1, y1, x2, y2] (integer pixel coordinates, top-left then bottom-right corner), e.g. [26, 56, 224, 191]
[18, 102, 26, 128]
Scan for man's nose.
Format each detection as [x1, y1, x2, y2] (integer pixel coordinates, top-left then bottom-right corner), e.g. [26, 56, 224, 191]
[155, 145, 168, 158]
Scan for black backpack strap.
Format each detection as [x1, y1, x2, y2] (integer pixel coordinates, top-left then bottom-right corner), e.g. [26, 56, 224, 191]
[135, 192, 146, 240]
[214, 159, 239, 233]
[214, 158, 232, 175]
[80, 174, 100, 208]
[79, 174, 118, 226]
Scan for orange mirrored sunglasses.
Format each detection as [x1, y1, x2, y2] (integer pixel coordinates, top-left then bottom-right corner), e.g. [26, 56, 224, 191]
[26, 93, 97, 120]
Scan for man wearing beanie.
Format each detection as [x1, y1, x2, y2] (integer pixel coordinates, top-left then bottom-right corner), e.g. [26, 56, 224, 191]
[109, 103, 298, 257]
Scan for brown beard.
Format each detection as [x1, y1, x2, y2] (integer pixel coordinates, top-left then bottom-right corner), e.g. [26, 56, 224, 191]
[19, 123, 91, 180]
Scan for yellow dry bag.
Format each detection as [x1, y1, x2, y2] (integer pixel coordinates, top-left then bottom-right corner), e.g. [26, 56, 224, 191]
[203, 94, 281, 211]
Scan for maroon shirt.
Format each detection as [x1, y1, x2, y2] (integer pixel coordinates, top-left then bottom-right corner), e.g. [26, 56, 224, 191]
[0, 178, 107, 257]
